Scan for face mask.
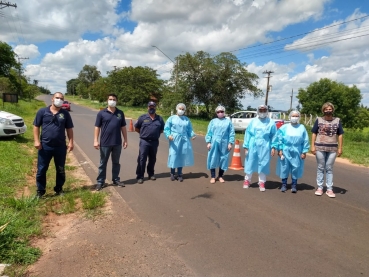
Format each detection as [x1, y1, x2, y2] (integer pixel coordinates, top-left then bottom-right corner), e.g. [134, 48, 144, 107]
[290, 116, 300, 124]
[258, 112, 267, 119]
[324, 111, 333, 116]
[148, 108, 156, 114]
[54, 98, 63, 107]
[108, 100, 116, 107]
[177, 110, 185, 116]
[217, 112, 225, 118]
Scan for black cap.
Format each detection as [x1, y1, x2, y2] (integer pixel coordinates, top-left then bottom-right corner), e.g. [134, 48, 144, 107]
[148, 101, 156, 107]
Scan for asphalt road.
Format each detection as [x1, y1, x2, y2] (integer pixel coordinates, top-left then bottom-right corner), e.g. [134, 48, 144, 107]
[41, 95, 369, 276]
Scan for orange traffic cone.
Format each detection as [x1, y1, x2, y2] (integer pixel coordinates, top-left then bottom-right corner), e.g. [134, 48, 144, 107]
[128, 119, 134, 132]
[229, 140, 244, 170]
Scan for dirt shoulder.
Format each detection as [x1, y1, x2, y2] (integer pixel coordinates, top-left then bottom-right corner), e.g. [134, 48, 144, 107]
[27, 153, 194, 277]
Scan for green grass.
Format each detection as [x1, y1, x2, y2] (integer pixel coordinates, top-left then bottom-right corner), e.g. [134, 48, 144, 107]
[0, 99, 107, 276]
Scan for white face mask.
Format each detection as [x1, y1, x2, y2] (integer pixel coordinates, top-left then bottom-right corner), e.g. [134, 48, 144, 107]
[108, 100, 116, 107]
[290, 116, 300, 124]
[54, 98, 63, 107]
[177, 109, 185, 116]
[258, 112, 267, 119]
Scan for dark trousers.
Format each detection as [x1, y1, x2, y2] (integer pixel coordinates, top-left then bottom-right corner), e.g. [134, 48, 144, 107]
[210, 168, 225, 178]
[36, 144, 67, 193]
[97, 145, 122, 184]
[136, 139, 159, 179]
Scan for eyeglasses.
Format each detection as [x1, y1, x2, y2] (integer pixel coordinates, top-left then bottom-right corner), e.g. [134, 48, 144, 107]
[217, 111, 224, 113]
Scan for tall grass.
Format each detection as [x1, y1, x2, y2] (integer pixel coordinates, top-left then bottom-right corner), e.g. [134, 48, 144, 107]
[0, 99, 107, 274]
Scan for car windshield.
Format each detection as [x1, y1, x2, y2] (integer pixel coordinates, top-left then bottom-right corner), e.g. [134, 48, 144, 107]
[270, 112, 281, 119]
[63, 101, 69, 104]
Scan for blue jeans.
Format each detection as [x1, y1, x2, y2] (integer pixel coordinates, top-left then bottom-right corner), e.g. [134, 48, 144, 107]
[97, 145, 122, 184]
[36, 144, 67, 193]
[171, 167, 183, 175]
[316, 151, 337, 190]
[210, 168, 224, 178]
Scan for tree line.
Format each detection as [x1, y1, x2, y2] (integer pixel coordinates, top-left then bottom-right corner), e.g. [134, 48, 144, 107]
[1, 40, 367, 128]
[0, 41, 51, 100]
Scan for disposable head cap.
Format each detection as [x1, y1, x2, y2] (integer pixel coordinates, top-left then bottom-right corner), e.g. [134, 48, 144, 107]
[215, 105, 225, 113]
[257, 104, 268, 112]
[289, 110, 301, 120]
[176, 103, 186, 110]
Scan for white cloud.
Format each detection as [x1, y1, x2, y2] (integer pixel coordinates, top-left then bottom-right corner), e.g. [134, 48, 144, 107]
[14, 44, 40, 60]
[2, 0, 369, 108]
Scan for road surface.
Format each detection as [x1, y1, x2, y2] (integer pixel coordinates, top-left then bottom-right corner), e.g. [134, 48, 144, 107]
[42, 95, 369, 276]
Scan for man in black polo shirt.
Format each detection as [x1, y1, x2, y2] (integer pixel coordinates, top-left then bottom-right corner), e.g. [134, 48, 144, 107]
[94, 94, 128, 191]
[33, 92, 74, 197]
[135, 101, 165, 184]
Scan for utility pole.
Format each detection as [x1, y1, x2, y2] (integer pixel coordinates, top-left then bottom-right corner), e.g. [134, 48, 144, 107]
[17, 56, 29, 97]
[0, 1, 17, 9]
[290, 89, 293, 110]
[263, 70, 274, 106]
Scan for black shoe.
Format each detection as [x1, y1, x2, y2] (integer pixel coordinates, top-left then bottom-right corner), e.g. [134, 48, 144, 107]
[55, 190, 64, 196]
[137, 179, 144, 184]
[113, 180, 125, 187]
[96, 183, 104, 191]
[149, 175, 156, 181]
[35, 191, 45, 198]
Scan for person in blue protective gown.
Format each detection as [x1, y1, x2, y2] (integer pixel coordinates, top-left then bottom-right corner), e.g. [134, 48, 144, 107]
[205, 106, 235, 184]
[274, 110, 310, 193]
[164, 103, 196, 182]
[243, 105, 277, 191]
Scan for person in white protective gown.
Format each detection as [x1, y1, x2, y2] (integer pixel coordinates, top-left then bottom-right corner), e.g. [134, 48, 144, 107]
[164, 103, 196, 182]
[205, 106, 235, 184]
[243, 105, 277, 191]
[274, 110, 310, 193]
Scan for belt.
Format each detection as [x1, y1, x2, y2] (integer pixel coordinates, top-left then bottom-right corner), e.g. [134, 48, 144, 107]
[141, 138, 158, 142]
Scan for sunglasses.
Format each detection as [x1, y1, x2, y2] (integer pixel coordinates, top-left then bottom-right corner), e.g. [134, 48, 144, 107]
[217, 111, 224, 113]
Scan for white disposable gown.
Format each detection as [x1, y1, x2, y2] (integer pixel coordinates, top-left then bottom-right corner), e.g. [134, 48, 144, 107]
[274, 123, 310, 179]
[205, 118, 235, 170]
[164, 115, 195, 168]
[243, 117, 277, 175]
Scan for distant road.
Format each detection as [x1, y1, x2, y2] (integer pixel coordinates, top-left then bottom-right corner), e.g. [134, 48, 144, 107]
[40, 95, 369, 276]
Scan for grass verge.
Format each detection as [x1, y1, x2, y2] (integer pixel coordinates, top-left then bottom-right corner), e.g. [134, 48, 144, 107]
[0, 99, 107, 277]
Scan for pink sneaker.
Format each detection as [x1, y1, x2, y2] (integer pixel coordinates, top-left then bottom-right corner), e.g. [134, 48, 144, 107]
[326, 190, 336, 198]
[315, 188, 323, 196]
[243, 180, 250, 189]
[259, 182, 265, 192]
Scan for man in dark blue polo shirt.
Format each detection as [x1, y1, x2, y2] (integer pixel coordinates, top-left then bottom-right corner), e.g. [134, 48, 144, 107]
[33, 92, 74, 197]
[135, 101, 165, 184]
[94, 94, 128, 191]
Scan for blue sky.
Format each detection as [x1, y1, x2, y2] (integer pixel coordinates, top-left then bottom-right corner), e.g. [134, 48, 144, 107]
[1, 0, 369, 111]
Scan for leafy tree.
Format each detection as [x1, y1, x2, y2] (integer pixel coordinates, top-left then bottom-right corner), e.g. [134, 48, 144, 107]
[0, 41, 20, 77]
[38, 86, 51, 95]
[78, 65, 101, 88]
[169, 51, 262, 118]
[66, 78, 79, 95]
[246, 105, 256, 111]
[89, 77, 110, 102]
[297, 78, 362, 128]
[108, 66, 164, 106]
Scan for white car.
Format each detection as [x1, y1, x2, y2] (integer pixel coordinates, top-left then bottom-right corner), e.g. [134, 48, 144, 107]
[0, 111, 27, 137]
[227, 111, 287, 131]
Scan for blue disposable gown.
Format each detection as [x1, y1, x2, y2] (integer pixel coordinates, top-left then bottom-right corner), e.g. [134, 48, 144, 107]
[243, 118, 277, 175]
[205, 118, 235, 170]
[164, 115, 195, 168]
[274, 123, 310, 179]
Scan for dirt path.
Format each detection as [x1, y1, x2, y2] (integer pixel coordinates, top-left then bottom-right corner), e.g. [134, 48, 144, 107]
[27, 153, 194, 277]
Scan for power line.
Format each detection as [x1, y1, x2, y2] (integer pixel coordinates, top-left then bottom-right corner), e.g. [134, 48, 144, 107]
[0, 1, 17, 9]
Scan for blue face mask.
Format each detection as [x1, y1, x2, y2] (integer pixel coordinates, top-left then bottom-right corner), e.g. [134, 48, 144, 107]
[148, 108, 156, 114]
